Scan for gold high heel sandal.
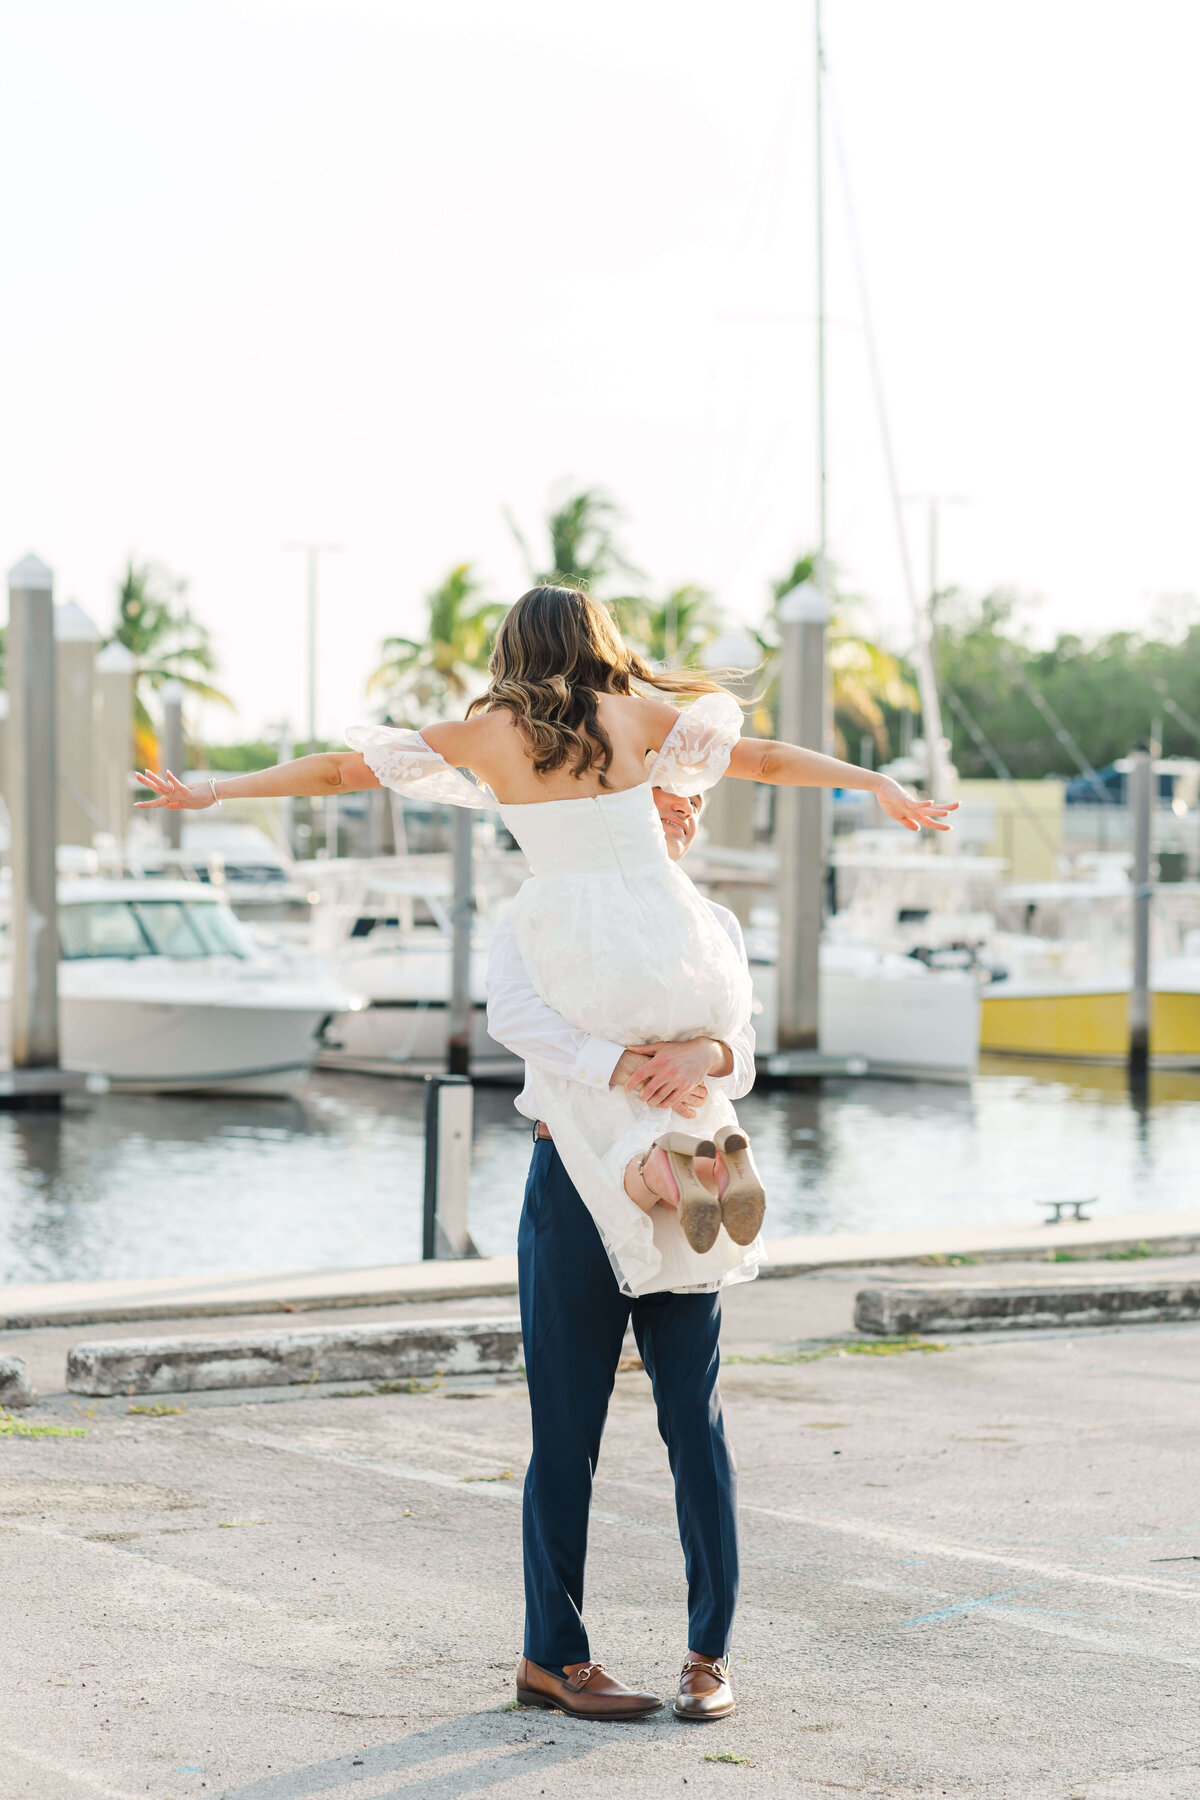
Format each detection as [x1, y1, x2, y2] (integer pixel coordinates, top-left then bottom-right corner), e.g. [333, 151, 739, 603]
[638, 1133, 721, 1254]
[712, 1125, 766, 1246]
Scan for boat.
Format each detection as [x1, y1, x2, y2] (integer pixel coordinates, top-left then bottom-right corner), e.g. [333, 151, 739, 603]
[0, 878, 361, 1094]
[284, 856, 522, 1079]
[742, 926, 980, 1083]
[125, 820, 313, 922]
[979, 970, 1200, 1065]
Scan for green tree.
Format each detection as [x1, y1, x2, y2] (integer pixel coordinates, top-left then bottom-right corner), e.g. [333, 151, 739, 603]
[933, 590, 1200, 779]
[755, 554, 916, 757]
[368, 562, 507, 722]
[613, 583, 723, 666]
[108, 558, 231, 761]
[506, 486, 641, 592]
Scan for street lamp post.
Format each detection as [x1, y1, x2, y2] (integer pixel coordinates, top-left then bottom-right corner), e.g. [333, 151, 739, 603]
[162, 680, 185, 852]
[285, 543, 341, 855]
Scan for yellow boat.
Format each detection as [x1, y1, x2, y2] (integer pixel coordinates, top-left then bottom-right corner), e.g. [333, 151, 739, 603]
[980, 963, 1200, 1066]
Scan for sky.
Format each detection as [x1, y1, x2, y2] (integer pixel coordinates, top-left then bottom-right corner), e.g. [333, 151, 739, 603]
[2, 0, 1198, 744]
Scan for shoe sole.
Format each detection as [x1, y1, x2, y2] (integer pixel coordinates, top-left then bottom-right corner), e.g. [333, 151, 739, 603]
[714, 1129, 765, 1246]
[516, 1687, 663, 1720]
[659, 1135, 722, 1254]
[679, 1192, 722, 1254]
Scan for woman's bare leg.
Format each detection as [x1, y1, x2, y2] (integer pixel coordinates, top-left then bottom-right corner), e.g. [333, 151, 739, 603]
[624, 1146, 679, 1213]
[624, 1143, 720, 1214]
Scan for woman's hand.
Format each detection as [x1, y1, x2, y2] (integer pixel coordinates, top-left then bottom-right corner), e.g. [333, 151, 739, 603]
[874, 776, 958, 833]
[134, 770, 216, 811]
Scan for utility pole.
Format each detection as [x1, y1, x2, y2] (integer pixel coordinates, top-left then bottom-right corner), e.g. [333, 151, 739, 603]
[899, 494, 966, 799]
[774, 0, 829, 1054]
[284, 544, 341, 752]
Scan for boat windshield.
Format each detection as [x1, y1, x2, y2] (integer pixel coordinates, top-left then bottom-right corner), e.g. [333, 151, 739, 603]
[59, 900, 254, 961]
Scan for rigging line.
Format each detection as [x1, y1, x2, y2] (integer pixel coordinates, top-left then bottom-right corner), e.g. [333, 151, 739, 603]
[734, 71, 802, 259]
[943, 690, 1061, 858]
[1157, 692, 1200, 748]
[1004, 657, 1115, 804]
[824, 67, 947, 798]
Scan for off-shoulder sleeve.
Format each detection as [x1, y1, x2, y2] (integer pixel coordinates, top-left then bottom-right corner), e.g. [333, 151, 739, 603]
[345, 724, 491, 809]
[645, 691, 744, 795]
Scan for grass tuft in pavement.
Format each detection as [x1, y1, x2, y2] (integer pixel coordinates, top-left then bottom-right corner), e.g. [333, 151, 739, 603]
[331, 1376, 444, 1399]
[0, 1408, 86, 1439]
[726, 1336, 945, 1366]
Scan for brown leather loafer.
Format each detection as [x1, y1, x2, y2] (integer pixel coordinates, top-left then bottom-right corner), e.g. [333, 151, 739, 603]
[516, 1657, 662, 1720]
[673, 1656, 735, 1721]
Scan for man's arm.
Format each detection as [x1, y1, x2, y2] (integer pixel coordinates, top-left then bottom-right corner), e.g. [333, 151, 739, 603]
[707, 910, 756, 1100]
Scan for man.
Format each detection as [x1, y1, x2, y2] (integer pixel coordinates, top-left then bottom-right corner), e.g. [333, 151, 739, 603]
[486, 784, 757, 1723]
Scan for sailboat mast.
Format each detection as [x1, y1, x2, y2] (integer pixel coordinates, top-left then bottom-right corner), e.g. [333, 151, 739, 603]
[815, 0, 828, 608]
[773, 0, 830, 1058]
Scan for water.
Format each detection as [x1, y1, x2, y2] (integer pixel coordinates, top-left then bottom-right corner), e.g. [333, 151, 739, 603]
[2, 1061, 1198, 1285]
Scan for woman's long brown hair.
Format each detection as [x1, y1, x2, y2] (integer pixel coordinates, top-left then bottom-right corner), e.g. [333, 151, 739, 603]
[466, 586, 729, 787]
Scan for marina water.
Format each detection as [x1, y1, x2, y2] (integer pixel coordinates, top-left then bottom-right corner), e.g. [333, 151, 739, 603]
[2, 1060, 1198, 1284]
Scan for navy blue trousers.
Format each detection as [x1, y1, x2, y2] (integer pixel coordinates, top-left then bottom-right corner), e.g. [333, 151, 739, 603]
[518, 1139, 739, 1669]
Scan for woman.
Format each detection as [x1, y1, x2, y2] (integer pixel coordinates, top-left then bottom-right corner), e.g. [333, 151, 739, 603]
[137, 586, 952, 1297]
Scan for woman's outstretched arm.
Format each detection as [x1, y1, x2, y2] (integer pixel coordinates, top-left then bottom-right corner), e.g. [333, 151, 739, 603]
[135, 751, 380, 811]
[726, 736, 956, 833]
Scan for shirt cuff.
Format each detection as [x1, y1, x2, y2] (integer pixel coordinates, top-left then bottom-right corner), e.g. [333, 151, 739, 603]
[570, 1036, 626, 1091]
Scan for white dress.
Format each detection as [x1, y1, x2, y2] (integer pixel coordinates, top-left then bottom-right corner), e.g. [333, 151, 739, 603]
[346, 694, 764, 1297]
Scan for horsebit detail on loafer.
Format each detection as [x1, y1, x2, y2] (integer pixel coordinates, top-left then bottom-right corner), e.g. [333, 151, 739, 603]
[571, 1662, 603, 1687]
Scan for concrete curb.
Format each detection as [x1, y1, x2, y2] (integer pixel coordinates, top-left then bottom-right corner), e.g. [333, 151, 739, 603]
[0, 1355, 33, 1408]
[7, 1210, 1200, 1330]
[66, 1316, 523, 1398]
[855, 1279, 1200, 1336]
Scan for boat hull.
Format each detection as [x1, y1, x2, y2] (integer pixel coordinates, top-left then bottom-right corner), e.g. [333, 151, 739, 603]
[0, 989, 337, 1096]
[751, 961, 980, 1083]
[980, 985, 1200, 1066]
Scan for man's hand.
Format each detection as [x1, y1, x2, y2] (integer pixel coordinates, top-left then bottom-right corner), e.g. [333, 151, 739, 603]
[621, 1038, 725, 1110]
[673, 1080, 709, 1120]
[610, 1048, 654, 1091]
[613, 1048, 710, 1115]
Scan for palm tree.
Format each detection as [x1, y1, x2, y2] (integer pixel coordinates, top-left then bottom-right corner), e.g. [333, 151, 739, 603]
[368, 563, 507, 722]
[108, 558, 231, 763]
[755, 554, 916, 757]
[506, 486, 641, 593]
[613, 583, 723, 667]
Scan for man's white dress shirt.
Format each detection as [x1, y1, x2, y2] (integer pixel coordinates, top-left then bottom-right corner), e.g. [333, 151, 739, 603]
[487, 898, 757, 1118]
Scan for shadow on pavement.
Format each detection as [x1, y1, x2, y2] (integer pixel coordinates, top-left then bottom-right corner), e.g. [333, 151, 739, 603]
[218, 1705, 609, 1800]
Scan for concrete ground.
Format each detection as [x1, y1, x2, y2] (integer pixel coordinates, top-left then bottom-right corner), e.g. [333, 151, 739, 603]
[4, 1271, 1200, 1800]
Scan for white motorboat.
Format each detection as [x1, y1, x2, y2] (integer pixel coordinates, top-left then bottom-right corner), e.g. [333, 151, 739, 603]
[743, 928, 981, 1083]
[295, 860, 519, 1077]
[125, 820, 313, 922]
[0, 879, 361, 1095]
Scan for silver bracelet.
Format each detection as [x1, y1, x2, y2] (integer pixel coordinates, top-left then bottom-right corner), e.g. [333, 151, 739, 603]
[208, 778, 223, 808]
